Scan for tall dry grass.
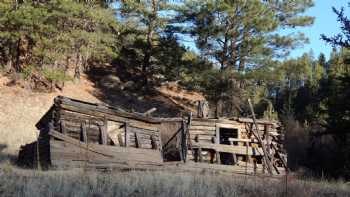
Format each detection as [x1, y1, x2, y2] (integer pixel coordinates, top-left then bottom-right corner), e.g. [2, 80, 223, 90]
[0, 165, 349, 197]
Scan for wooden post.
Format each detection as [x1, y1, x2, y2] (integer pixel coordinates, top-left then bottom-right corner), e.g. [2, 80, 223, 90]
[124, 122, 129, 147]
[157, 129, 163, 157]
[135, 133, 142, 148]
[197, 100, 209, 118]
[233, 153, 237, 165]
[248, 98, 273, 175]
[265, 124, 270, 156]
[151, 134, 158, 149]
[100, 117, 107, 145]
[198, 147, 203, 162]
[187, 113, 193, 160]
[81, 121, 88, 143]
[229, 141, 237, 165]
[194, 135, 199, 162]
[181, 120, 187, 162]
[60, 120, 66, 134]
[215, 126, 221, 164]
[246, 141, 251, 163]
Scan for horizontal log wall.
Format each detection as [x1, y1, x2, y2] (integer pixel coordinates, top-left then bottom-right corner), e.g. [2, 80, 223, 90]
[53, 105, 161, 150]
[49, 135, 163, 170]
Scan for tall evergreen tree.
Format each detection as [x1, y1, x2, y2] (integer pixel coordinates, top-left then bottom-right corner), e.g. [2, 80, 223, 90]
[0, 0, 119, 88]
[172, 0, 314, 116]
[177, 0, 314, 72]
[118, 0, 173, 87]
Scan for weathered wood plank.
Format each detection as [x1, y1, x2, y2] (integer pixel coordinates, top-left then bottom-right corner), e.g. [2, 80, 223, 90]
[192, 142, 264, 156]
[215, 126, 221, 164]
[135, 132, 141, 148]
[215, 123, 241, 129]
[59, 103, 160, 128]
[190, 121, 216, 127]
[60, 120, 66, 134]
[189, 130, 215, 136]
[124, 122, 129, 147]
[101, 117, 108, 145]
[58, 99, 161, 123]
[190, 135, 214, 141]
[189, 125, 216, 131]
[49, 132, 163, 163]
[81, 122, 88, 143]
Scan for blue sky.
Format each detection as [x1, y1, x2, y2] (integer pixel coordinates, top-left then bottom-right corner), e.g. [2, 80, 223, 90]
[180, 1, 349, 61]
[115, 1, 348, 61]
[289, 0, 348, 60]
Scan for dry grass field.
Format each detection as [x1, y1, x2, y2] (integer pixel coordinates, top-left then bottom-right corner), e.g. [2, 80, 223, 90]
[0, 163, 349, 197]
[1, 75, 349, 197]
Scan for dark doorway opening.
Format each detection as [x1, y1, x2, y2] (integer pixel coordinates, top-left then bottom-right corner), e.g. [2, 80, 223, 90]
[219, 128, 238, 165]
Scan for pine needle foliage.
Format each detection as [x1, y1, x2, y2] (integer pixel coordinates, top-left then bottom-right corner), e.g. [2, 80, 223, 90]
[0, 0, 119, 86]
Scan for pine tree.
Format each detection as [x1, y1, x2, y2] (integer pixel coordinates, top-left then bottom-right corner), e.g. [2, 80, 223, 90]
[0, 0, 119, 89]
[177, 0, 314, 72]
[118, 0, 173, 88]
[172, 0, 314, 116]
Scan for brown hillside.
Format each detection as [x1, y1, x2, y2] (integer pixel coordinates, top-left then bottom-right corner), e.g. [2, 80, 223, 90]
[0, 73, 205, 158]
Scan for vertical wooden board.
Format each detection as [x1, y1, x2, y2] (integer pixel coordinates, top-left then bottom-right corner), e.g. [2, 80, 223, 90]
[135, 132, 142, 148]
[150, 135, 158, 149]
[215, 126, 220, 164]
[125, 122, 129, 147]
[81, 122, 88, 143]
[100, 117, 108, 145]
[60, 120, 66, 134]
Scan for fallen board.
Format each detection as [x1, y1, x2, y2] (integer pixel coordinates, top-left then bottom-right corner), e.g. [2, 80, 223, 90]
[49, 130, 163, 169]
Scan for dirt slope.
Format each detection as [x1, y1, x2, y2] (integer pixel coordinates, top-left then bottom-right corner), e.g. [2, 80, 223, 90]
[0, 74, 205, 158]
[0, 75, 100, 157]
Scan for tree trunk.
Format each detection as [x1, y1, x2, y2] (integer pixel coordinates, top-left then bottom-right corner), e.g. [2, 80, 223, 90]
[220, 31, 229, 70]
[142, 0, 157, 88]
[15, 38, 22, 72]
[74, 53, 81, 79]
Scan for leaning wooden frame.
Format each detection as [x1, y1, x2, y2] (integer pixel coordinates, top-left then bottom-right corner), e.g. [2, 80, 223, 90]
[182, 116, 288, 176]
[18, 96, 288, 176]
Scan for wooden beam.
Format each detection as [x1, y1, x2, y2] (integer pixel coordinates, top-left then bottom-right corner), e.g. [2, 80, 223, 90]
[228, 138, 260, 143]
[215, 126, 220, 164]
[198, 147, 203, 162]
[100, 117, 108, 145]
[124, 122, 129, 147]
[143, 108, 157, 116]
[248, 99, 273, 175]
[180, 120, 187, 162]
[192, 142, 264, 156]
[135, 132, 141, 148]
[150, 135, 158, 149]
[57, 96, 162, 123]
[189, 125, 216, 131]
[60, 120, 66, 135]
[49, 130, 113, 157]
[81, 122, 88, 143]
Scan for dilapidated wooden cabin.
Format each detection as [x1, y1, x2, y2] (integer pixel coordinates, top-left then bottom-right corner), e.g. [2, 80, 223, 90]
[18, 96, 288, 176]
[18, 96, 165, 170]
